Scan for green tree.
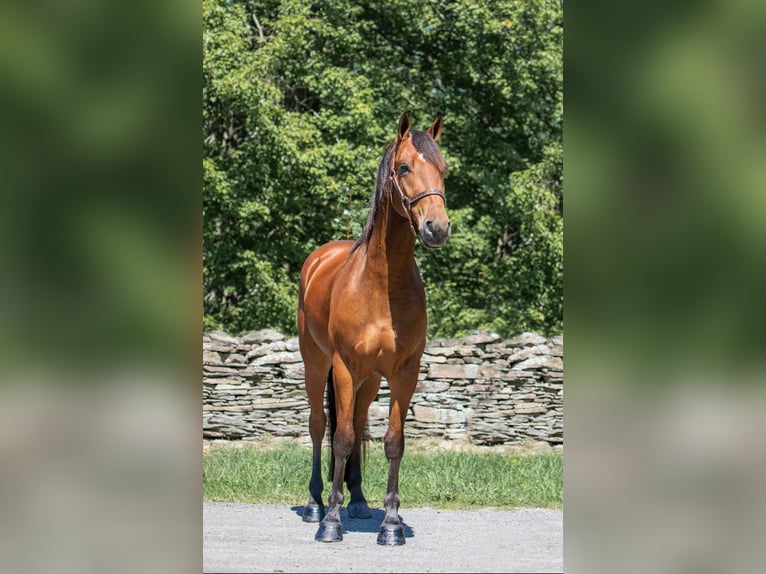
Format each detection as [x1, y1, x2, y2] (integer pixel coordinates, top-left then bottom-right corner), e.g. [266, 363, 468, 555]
[203, 0, 563, 337]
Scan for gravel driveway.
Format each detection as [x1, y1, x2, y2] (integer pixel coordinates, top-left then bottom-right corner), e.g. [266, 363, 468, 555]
[203, 501, 562, 573]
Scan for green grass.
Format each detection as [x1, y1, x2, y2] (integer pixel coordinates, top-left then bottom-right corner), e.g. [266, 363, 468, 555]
[203, 441, 562, 509]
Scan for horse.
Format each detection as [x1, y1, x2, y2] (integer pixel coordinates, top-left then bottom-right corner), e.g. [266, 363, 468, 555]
[296, 111, 451, 545]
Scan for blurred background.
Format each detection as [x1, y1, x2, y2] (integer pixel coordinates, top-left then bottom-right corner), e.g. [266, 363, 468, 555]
[0, 0, 765, 572]
[0, 0, 200, 572]
[566, 0, 766, 572]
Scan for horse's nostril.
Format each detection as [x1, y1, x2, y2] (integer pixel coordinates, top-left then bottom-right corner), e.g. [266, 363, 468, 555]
[425, 220, 434, 232]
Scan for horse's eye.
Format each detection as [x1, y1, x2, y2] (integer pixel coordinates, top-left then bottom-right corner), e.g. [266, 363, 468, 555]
[398, 164, 410, 176]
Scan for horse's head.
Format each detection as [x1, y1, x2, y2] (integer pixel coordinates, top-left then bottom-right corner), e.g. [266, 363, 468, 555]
[389, 111, 451, 248]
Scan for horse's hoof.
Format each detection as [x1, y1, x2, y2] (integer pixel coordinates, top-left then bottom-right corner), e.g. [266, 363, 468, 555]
[315, 521, 343, 542]
[347, 500, 372, 519]
[377, 525, 405, 546]
[302, 504, 324, 523]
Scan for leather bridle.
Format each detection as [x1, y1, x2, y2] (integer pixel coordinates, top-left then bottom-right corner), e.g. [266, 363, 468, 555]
[388, 145, 446, 237]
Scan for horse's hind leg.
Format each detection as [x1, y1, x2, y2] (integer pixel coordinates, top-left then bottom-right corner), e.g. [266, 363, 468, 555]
[346, 374, 381, 519]
[302, 353, 331, 523]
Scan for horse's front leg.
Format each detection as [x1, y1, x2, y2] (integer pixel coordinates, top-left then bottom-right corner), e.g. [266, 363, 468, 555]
[315, 354, 356, 542]
[379, 361, 419, 546]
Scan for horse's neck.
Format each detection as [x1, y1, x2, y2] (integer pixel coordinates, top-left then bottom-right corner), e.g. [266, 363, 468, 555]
[366, 195, 416, 283]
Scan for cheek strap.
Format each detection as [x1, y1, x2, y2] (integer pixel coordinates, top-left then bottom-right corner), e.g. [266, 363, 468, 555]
[402, 188, 446, 208]
[389, 170, 446, 236]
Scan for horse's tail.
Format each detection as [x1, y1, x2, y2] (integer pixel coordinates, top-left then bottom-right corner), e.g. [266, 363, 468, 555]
[326, 366, 337, 482]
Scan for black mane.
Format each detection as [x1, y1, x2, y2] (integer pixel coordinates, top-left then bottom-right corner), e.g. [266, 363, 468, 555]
[351, 130, 445, 252]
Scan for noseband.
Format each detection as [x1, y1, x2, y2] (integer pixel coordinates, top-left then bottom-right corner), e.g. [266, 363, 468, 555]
[389, 147, 446, 237]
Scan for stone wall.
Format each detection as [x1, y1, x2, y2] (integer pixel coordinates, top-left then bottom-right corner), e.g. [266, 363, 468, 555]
[203, 330, 563, 447]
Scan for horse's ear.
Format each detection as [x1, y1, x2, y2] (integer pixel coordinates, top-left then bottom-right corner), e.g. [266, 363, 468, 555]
[427, 114, 443, 142]
[396, 111, 411, 143]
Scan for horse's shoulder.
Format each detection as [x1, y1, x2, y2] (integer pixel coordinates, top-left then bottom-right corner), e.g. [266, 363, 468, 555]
[301, 241, 354, 278]
[305, 240, 354, 262]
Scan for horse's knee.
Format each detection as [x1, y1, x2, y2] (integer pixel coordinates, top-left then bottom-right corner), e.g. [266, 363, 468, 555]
[309, 411, 326, 434]
[383, 431, 404, 460]
[333, 423, 355, 459]
[309, 407, 326, 425]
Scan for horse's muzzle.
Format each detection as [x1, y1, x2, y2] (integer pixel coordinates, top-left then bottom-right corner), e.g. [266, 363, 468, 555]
[420, 218, 451, 248]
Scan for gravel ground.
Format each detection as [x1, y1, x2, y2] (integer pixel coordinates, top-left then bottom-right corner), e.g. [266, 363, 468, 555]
[203, 501, 563, 573]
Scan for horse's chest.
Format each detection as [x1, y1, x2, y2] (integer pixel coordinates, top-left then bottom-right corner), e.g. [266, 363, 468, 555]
[366, 300, 424, 347]
[330, 270, 426, 369]
[365, 325, 398, 357]
[346, 325, 410, 375]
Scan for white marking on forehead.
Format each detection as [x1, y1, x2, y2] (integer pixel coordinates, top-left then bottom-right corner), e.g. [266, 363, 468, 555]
[417, 152, 425, 162]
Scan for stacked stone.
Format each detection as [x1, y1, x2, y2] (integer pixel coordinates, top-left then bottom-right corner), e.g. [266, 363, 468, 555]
[373, 332, 564, 446]
[203, 329, 308, 439]
[203, 330, 563, 447]
[467, 332, 563, 446]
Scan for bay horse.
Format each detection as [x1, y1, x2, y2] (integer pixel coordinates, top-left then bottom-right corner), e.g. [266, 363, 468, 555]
[297, 112, 450, 545]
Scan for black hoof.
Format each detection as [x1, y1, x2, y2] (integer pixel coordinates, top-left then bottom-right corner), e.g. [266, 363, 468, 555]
[315, 520, 343, 542]
[377, 525, 405, 546]
[302, 503, 325, 523]
[347, 500, 372, 519]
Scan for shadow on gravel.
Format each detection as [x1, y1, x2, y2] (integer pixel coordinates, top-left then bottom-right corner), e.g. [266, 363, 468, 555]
[289, 506, 414, 538]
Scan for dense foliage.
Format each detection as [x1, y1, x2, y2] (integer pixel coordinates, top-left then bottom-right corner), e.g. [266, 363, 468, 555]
[203, 0, 562, 337]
